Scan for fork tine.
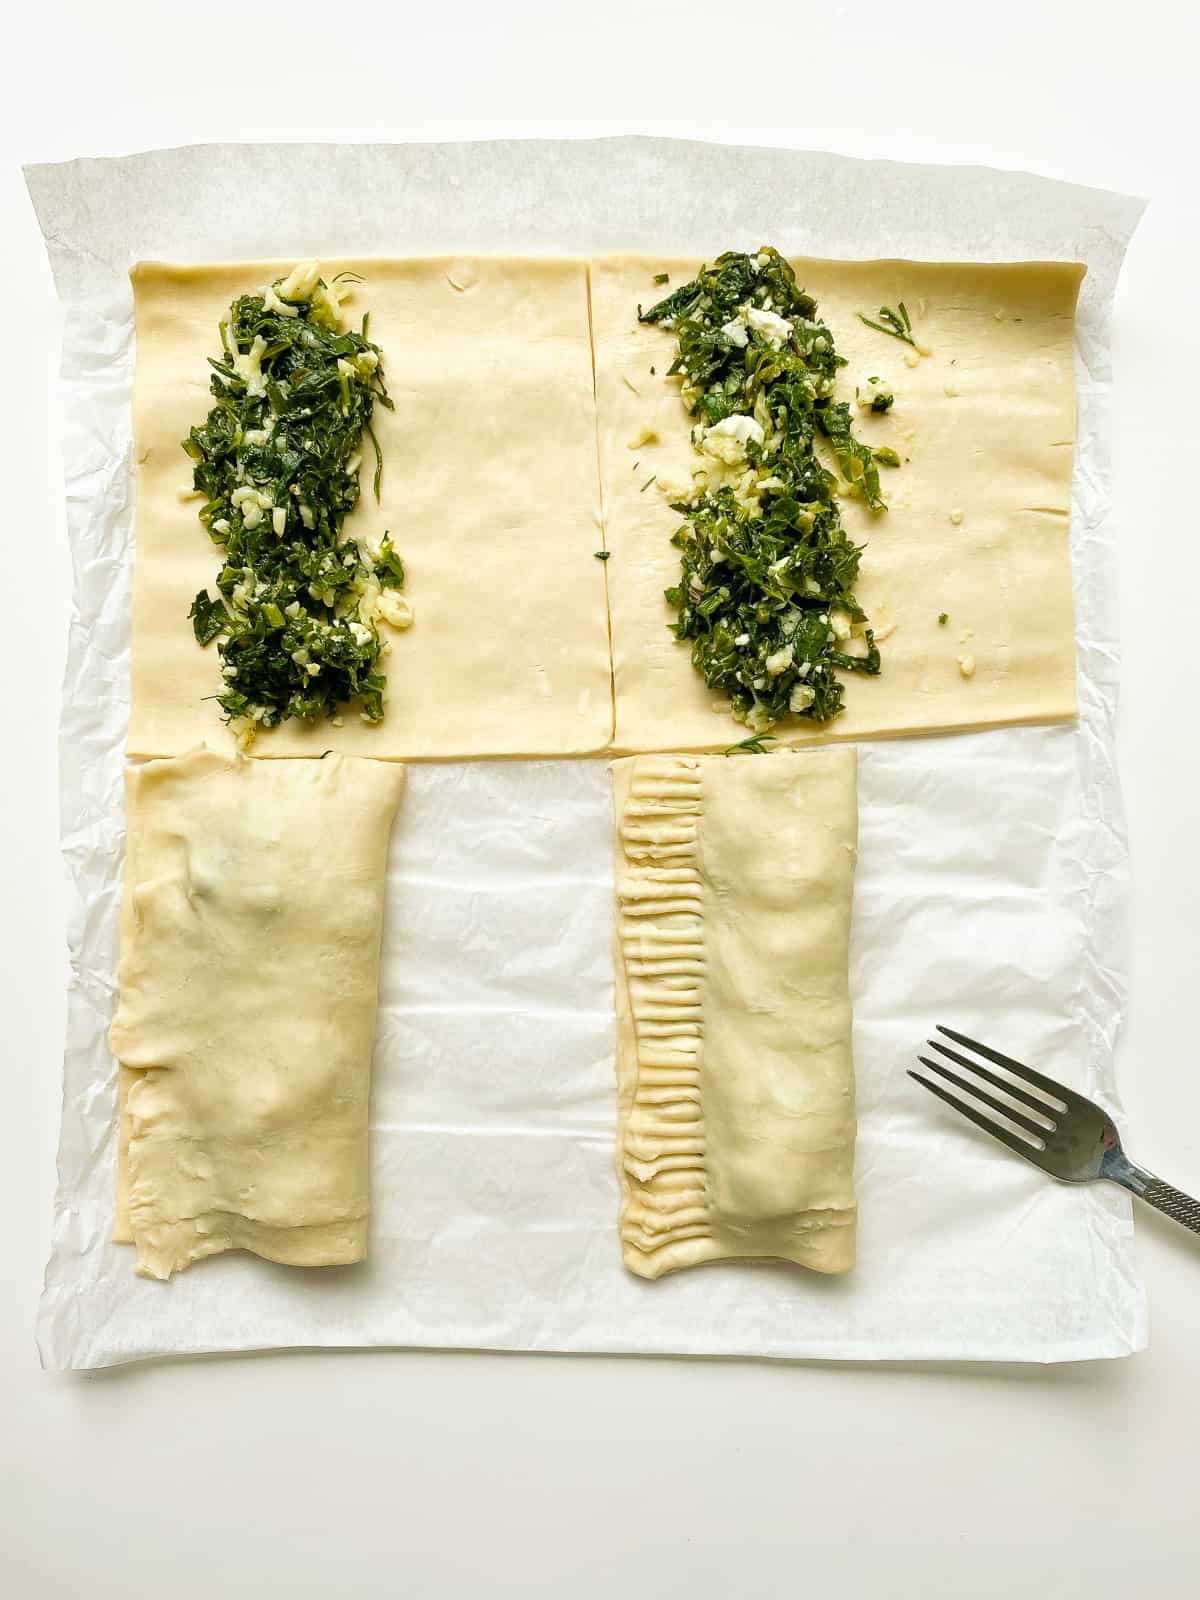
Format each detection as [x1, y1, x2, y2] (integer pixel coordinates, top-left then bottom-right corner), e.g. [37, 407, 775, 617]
[908, 1070, 1046, 1162]
[936, 1024, 1076, 1109]
[926, 1039, 1060, 1122]
[916, 1056, 1049, 1141]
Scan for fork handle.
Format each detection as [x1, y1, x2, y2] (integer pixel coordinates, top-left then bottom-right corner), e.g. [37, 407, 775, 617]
[1108, 1155, 1200, 1236]
[1139, 1178, 1200, 1235]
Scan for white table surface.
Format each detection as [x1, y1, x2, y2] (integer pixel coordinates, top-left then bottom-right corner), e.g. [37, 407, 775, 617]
[3, 3, 1198, 1594]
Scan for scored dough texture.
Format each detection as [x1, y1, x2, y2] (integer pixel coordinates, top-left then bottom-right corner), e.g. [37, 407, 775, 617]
[109, 748, 405, 1279]
[128, 257, 613, 760]
[591, 255, 1084, 752]
[611, 748, 859, 1278]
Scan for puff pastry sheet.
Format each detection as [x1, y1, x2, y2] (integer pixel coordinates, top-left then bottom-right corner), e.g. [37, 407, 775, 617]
[128, 257, 612, 760]
[109, 748, 405, 1279]
[592, 255, 1083, 753]
[612, 747, 858, 1278]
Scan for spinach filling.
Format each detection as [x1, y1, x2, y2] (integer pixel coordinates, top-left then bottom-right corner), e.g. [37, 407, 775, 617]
[640, 247, 894, 732]
[183, 262, 408, 742]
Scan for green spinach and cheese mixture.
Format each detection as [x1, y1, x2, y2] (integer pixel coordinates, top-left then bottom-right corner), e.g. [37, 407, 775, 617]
[639, 247, 897, 734]
[184, 262, 410, 744]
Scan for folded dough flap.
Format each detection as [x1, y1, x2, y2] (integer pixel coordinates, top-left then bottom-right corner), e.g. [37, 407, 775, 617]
[109, 746, 405, 1280]
[612, 748, 858, 1280]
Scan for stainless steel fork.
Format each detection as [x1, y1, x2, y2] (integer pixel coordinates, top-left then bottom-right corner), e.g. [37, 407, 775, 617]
[910, 1025, 1200, 1234]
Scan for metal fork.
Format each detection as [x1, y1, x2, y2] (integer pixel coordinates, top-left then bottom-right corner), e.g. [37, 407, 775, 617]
[910, 1025, 1200, 1235]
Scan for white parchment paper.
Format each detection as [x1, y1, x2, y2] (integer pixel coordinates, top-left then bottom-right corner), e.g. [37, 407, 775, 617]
[25, 138, 1146, 1368]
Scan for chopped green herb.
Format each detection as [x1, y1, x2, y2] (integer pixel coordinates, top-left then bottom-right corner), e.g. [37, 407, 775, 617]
[858, 302, 916, 348]
[640, 475, 657, 492]
[372, 533, 406, 590]
[189, 588, 228, 647]
[594, 550, 611, 561]
[820, 402, 885, 511]
[638, 246, 884, 735]
[653, 272, 670, 285]
[938, 612, 949, 626]
[182, 263, 406, 741]
[649, 366, 656, 376]
[724, 734, 777, 755]
[872, 445, 902, 468]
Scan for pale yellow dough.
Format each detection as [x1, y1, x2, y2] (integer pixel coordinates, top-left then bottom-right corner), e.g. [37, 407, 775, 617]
[591, 256, 1084, 752]
[611, 748, 858, 1279]
[129, 257, 612, 760]
[109, 748, 405, 1279]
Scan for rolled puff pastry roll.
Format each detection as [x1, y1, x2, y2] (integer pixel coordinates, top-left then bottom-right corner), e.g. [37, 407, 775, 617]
[611, 748, 858, 1279]
[109, 748, 405, 1279]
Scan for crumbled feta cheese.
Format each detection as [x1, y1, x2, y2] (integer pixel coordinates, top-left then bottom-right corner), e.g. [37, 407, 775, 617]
[375, 590, 413, 630]
[276, 261, 322, 302]
[735, 633, 750, 648]
[789, 684, 816, 713]
[803, 577, 821, 595]
[745, 306, 792, 349]
[213, 518, 230, 535]
[284, 600, 303, 620]
[626, 427, 659, 450]
[272, 506, 287, 537]
[829, 608, 852, 641]
[232, 334, 268, 397]
[262, 286, 298, 318]
[857, 377, 894, 412]
[305, 662, 321, 677]
[349, 621, 374, 647]
[231, 485, 273, 510]
[298, 504, 315, 530]
[702, 413, 765, 466]
[720, 316, 749, 348]
[957, 653, 976, 678]
[753, 676, 766, 690]
[765, 643, 795, 676]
